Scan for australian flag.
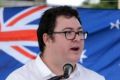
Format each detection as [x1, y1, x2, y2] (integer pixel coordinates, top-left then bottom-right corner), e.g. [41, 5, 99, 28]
[0, 5, 48, 80]
[0, 6, 120, 80]
[78, 8, 120, 80]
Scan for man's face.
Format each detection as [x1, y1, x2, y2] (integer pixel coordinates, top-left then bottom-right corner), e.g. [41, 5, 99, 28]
[48, 16, 84, 64]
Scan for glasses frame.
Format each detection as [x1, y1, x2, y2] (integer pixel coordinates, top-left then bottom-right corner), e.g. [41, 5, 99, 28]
[52, 31, 88, 40]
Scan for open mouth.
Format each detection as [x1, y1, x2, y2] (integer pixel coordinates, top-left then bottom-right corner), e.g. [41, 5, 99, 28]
[70, 47, 79, 51]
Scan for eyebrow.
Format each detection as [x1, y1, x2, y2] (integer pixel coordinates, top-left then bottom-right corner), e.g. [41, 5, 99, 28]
[77, 27, 82, 30]
[78, 27, 82, 29]
[62, 27, 83, 31]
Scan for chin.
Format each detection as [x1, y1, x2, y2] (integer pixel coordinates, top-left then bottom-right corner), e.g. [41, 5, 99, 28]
[67, 52, 81, 62]
[69, 56, 80, 63]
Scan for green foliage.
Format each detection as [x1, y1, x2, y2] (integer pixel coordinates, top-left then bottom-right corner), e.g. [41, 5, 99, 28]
[84, 0, 118, 9]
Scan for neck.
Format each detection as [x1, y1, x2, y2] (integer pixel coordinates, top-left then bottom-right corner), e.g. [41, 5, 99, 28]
[41, 53, 64, 75]
[40, 50, 76, 76]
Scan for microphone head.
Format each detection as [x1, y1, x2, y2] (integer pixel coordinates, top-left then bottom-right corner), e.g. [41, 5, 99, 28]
[63, 63, 73, 79]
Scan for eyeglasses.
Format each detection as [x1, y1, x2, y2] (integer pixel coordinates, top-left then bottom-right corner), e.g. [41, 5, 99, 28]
[53, 31, 87, 40]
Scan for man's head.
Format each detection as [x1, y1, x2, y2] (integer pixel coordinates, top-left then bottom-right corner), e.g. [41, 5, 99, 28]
[37, 6, 87, 64]
[37, 6, 81, 52]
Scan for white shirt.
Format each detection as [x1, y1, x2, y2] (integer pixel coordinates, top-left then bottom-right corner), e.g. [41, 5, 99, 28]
[6, 56, 105, 80]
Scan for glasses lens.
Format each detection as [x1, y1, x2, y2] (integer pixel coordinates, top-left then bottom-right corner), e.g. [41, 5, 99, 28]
[65, 31, 75, 40]
[79, 31, 84, 39]
[66, 31, 87, 40]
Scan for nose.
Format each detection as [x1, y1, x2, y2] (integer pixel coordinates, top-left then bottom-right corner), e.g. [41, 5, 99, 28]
[74, 34, 81, 41]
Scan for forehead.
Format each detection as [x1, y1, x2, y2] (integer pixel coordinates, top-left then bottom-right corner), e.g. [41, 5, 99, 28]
[55, 16, 82, 31]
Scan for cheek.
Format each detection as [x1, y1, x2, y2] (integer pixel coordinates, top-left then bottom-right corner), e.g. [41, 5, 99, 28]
[55, 36, 69, 47]
[54, 35, 70, 53]
[55, 39, 69, 53]
[57, 41, 69, 50]
[80, 40, 84, 48]
[52, 38, 65, 48]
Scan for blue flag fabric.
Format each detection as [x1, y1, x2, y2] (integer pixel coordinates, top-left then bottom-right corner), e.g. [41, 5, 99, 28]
[78, 8, 120, 80]
[0, 6, 120, 80]
[0, 6, 46, 80]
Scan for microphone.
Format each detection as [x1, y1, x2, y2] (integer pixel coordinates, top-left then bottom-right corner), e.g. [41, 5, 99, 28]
[48, 63, 73, 80]
[63, 63, 73, 79]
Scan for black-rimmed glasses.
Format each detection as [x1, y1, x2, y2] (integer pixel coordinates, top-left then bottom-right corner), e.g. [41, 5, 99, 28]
[53, 31, 87, 40]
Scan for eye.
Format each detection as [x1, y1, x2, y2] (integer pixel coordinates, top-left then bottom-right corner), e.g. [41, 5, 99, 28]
[78, 31, 83, 34]
[64, 31, 73, 35]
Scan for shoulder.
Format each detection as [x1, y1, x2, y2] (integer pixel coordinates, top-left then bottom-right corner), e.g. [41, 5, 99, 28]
[77, 64, 105, 80]
[6, 66, 27, 80]
[6, 60, 36, 80]
[6, 70, 26, 80]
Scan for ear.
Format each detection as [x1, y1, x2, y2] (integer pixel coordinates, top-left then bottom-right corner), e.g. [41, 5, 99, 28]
[43, 33, 51, 46]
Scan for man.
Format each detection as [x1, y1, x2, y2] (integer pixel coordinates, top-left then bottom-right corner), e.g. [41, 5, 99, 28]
[6, 6, 105, 80]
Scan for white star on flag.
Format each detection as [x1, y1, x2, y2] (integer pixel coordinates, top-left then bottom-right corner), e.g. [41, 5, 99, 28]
[110, 19, 120, 30]
[80, 49, 87, 63]
[118, 63, 120, 67]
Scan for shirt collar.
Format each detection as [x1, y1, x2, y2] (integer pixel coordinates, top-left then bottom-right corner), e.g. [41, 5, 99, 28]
[35, 56, 55, 79]
[69, 63, 81, 79]
[34, 55, 81, 79]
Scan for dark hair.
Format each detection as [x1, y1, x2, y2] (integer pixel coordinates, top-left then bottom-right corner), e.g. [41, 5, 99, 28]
[37, 6, 82, 52]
